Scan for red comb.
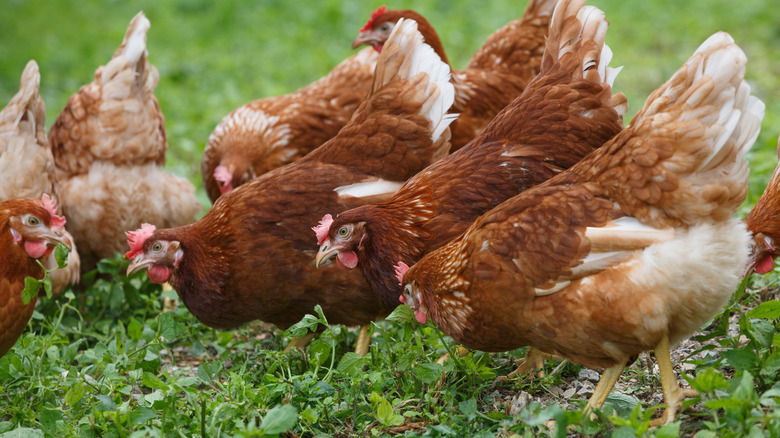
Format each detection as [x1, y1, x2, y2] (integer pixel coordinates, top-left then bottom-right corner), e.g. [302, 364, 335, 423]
[214, 165, 231, 184]
[360, 5, 387, 32]
[41, 194, 66, 230]
[126, 223, 157, 259]
[313, 214, 334, 245]
[394, 261, 409, 285]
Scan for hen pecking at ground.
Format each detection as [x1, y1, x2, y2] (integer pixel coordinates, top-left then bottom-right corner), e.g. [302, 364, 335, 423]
[398, 31, 764, 425]
[126, 18, 456, 356]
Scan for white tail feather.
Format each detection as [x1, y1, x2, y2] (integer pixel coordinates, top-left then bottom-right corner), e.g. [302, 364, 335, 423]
[380, 18, 456, 145]
[122, 12, 150, 64]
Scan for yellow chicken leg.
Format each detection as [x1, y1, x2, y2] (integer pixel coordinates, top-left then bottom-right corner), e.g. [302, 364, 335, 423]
[652, 335, 699, 426]
[354, 324, 371, 356]
[283, 332, 316, 353]
[585, 359, 628, 414]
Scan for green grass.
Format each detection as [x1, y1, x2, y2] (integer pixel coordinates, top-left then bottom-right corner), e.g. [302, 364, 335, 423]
[2, 1, 780, 436]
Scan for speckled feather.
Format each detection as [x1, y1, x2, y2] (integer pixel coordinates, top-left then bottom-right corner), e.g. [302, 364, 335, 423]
[48, 12, 200, 272]
[0, 199, 62, 357]
[328, 0, 626, 311]
[202, 48, 379, 202]
[0, 61, 81, 293]
[744, 139, 780, 273]
[357, 0, 557, 151]
[130, 20, 454, 330]
[403, 31, 762, 370]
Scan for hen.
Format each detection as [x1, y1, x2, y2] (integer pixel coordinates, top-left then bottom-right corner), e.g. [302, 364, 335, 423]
[48, 12, 201, 272]
[126, 19, 456, 355]
[352, 0, 556, 150]
[201, 48, 378, 202]
[0, 196, 71, 358]
[398, 32, 764, 424]
[744, 138, 780, 275]
[317, 0, 626, 313]
[0, 60, 80, 293]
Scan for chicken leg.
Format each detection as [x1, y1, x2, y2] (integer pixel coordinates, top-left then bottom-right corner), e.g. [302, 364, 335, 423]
[584, 358, 628, 414]
[651, 335, 699, 426]
[354, 324, 371, 356]
[283, 332, 316, 353]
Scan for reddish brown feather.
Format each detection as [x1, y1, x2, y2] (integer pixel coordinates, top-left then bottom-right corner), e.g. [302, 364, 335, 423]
[329, 0, 625, 311]
[0, 199, 58, 357]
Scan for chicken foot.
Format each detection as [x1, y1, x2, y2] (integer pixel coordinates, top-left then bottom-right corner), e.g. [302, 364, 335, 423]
[493, 348, 552, 385]
[650, 335, 699, 426]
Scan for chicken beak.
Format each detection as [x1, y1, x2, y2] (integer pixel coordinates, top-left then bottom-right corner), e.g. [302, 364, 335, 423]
[315, 241, 338, 268]
[352, 31, 379, 50]
[127, 256, 152, 276]
[42, 230, 72, 250]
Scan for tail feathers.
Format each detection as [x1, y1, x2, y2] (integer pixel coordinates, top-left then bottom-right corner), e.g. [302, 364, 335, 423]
[543, 0, 627, 117]
[0, 60, 44, 132]
[522, 0, 558, 20]
[587, 32, 764, 227]
[372, 18, 456, 150]
[101, 12, 154, 93]
[119, 12, 150, 65]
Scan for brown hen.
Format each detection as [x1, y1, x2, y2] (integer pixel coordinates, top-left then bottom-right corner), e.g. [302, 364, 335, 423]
[125, 19, 455, 355]
[744, 137, 780, 275]
[0, 60, 80, 293]
[352, 0, 557, 150]
[48, 12, 201, 272]
[202, 48, 378, 202]
[0, 196, 71, 358]
[317, 0, 626, 313]
[399, 32, 764, 425]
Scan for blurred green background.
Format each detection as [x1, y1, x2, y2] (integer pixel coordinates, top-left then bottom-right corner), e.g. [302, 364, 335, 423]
[1, 0, 778, 211]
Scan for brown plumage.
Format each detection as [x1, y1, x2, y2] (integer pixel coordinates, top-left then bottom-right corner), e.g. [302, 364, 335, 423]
[744, 137, 780, 275]
[352, 0, 557, 150]
[318, 0, 627, 312]
[126, 20, 455, 334]
[0, 60, 80, 293]
[201, 48, 378, 203]
[400, 31, 763, 425]
[0, 197, 71, 358]
[48, 12, 201, 272]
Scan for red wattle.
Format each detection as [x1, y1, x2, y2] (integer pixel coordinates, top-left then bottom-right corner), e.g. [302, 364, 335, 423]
[414, 310, 427, 324]
[24, 240, 49, 259]
[755, 255, 775, 274]
[147, 265, 171, 284]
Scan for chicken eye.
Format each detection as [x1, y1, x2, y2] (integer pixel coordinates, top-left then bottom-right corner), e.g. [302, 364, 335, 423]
[338, 226, 349, 237]
[152, 242, 163, 252]
[27, 216, 40, 226]
[403, 283, 414, 301]
[380, 23, 391, 32]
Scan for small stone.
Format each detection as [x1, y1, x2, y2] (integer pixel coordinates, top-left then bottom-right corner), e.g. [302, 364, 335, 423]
[578, 368, 600, 382]
[563, 387, 576, 399]
[508, 391, 533, 416]
[577, 381, 594, 397]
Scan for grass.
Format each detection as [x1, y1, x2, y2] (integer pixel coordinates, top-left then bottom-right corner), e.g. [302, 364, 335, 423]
[1, 0, 780, 436]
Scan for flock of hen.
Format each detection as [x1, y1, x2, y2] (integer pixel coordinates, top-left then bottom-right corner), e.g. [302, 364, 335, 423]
[2, 0, 778, 426]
